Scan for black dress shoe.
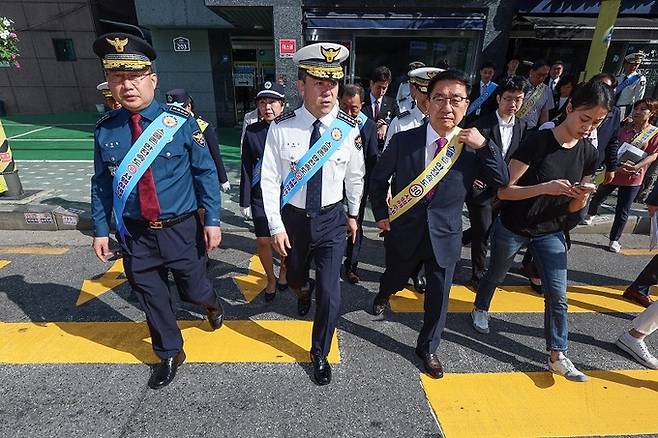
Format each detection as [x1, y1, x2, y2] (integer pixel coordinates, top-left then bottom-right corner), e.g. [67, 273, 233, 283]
[468, 276, 481, 291]
[529, 279, 542, 294]
[264, 289, 276, 302]
[276, 281, 288, 292]
[310, 352, 331, 385]
[148, 350, 186, 389]
[372, 292, 390, 315]
[413, 274, 427, 294]
[297, 280, 315, 316]
[415, 348, 444, 379]
[207, 301, 224, 330]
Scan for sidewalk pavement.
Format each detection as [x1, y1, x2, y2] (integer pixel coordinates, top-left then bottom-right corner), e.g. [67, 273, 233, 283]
[0, 160, 651, 235]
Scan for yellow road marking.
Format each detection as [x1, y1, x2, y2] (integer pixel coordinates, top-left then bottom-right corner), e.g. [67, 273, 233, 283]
[421, 369, 658, 438]
[77, 259, 127, 306]
[620, 248, 658, 256]
[0, 260, 10, 269]
[233, 255, 267, 303]
[0, 320, 340, 364]
[0, 246, 69, 255]
[390, 284, 655, 313]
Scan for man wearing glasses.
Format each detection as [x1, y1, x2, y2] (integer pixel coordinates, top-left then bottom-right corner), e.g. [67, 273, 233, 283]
[369, 70, 509, 378]
[90, 33, 223, 389]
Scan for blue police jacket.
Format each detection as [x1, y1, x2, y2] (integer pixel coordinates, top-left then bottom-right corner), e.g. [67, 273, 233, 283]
[91, 100, 221, 237]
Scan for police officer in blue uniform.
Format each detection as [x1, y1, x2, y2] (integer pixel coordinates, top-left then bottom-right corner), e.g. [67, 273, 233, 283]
[239, 81, 289, 301]
[165, 89, 230, 193]
[260, 42, 365, 385]
[91, 33, 223, 390]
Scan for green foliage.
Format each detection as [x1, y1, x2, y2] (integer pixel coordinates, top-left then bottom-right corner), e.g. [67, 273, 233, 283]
[0, 17, 20, 68]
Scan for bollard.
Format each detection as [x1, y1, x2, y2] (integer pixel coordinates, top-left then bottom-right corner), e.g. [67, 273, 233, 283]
[0, 119, 24, 198]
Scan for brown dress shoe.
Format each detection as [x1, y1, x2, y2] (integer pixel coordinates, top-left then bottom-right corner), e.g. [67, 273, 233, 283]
[415, 348, 444, 379]
[623, 288, 655, 308]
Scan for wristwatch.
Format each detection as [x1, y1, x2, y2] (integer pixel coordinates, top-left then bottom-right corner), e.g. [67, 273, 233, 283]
[348, 214, 359, 219]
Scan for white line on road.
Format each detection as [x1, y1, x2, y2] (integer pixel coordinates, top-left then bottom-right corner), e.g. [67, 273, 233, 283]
[9, 138, 92, 141]
[1, 123, 96, 126]
[8, 126, 52, 139]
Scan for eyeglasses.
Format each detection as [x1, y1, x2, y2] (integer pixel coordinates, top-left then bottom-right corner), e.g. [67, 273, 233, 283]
[430, 95, 468, 107]
[106, 72, 153, 86]
[501, 96, 524, 104]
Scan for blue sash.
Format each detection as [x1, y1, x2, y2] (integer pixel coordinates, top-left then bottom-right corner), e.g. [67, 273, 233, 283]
[616, 74, 640, 96]
[112, 110, 187, 240]
[280, 115, 352, 208]
[251, 159, 262, 188]
[355, 111, 367, 129]
[466, 82, 497, 116]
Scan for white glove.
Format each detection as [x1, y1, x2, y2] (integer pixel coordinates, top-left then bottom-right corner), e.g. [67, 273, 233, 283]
[241, 206, 252, 220]
[221, 181, 231, 193]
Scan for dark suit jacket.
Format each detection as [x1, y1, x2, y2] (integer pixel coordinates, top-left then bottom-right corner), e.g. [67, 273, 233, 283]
[360, 117, 380, 179]
[595, 106, 621, 170]
[369, 123, 509, 268]
[464, 81, 498, 126]
[199, 119, 228, 184]
[239, 120, 269, 208]
[548, 96, 569, 121]
[362, 94, 399, 123]
[467, 112, 527, 204]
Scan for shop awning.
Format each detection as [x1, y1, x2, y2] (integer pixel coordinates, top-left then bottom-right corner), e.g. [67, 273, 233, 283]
[305, 12, 486, 31]
[512, 15, 658, 41]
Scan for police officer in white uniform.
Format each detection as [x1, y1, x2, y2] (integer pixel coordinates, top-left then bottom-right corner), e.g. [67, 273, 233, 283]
[260, 42, 365, 385]
[385, 67, 443, 149]
[616, 52, 647, 119]
[396, 61, 425, 113]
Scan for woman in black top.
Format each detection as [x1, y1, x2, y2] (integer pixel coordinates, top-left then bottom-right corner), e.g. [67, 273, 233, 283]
[470, 81, 613, 382]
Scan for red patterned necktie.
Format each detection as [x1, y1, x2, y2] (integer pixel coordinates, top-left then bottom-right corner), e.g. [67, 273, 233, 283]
[129, 113, 161, 221]
[426, 137, 448, 201]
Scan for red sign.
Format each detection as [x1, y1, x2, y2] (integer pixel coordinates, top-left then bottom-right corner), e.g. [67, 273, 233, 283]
[279, 39, 296, 58]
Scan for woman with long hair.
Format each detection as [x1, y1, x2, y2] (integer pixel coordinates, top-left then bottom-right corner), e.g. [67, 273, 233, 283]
[470, 80, 612, 382]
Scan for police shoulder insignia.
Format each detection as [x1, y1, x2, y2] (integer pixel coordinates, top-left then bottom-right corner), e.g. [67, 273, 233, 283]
[399, 110, 411, 119]
[166, 104, 192, 118]
[95, 109, 119, 128]
[274, 111, 296, 124]
[337, 110, 357, 128]
[192, 130, 206, 147]
[354, 135, 363, 150]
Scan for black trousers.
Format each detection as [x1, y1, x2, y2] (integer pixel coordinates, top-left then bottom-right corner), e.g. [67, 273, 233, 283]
[629, 254, 658, 297]
[464, 194, 495, 281]
[282, 204, 346, 357]
[120, 214, 218, 359]
[344, 187, 369, 274]
[379, 228, 455, 353]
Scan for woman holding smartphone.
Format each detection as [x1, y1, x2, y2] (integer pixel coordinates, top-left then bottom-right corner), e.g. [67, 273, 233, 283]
[470, 81, 612, 382]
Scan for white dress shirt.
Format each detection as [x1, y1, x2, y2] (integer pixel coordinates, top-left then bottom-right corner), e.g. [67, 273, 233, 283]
[495, 110, 515, 158]
[425, 123, 455, 166]
[260, 104, 365, 235]
[548, 76, 560, 92]
[384, 104, 426, 149]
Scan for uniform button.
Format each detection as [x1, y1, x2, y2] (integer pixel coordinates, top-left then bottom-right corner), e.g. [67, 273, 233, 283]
[109, 144, 114, 148]
[111, 157, 116, 162]
[166, 152, 171, 157]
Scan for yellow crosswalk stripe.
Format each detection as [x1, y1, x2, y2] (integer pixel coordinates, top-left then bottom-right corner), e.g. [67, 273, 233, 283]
[0, 260, 10, 269]
[390, 284, 654, 313]
[0, 320, 340, 364]
[620, 248, 658, 256]
[0, 246, 69, 255]
[421, 369, 658, 438]
[233, 255, 267, 303]
[76, 259, 127, 306]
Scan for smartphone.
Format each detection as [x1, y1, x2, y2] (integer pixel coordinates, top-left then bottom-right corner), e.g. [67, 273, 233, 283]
[573, 182, 596, 190]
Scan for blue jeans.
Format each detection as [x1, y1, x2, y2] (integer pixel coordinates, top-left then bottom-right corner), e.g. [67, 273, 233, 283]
[474, 218, 570, 352]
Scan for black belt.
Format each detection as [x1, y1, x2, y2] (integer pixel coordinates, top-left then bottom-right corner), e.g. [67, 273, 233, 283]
[127, 212, 195, 230]
[285, 201, 342, 216]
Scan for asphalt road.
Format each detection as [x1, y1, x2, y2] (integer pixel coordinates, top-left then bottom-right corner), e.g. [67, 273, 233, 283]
[0, 229, 657, 438]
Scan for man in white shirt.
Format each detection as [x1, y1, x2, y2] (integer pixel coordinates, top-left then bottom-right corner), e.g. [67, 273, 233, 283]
[396, 61, 425, 113]
[260, 42, 365, 386]
[546, 60, 564, 94]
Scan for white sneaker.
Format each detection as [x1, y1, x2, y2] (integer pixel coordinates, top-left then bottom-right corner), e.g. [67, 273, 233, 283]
[471, 309, 489, 334]
[609, 240, 621, 253]
[616, 331, 658, 369]
[581, 215, 595, 226]
[548, 354, 589, 382]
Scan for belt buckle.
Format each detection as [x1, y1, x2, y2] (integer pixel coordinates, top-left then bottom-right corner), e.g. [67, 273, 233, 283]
[149, 220, 163, 229]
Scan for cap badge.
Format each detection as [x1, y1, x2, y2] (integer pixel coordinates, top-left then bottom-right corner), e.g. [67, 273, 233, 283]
[321, 46, 340, 63]
[264, 81, 272, 89]
[107, 37, 129, 53]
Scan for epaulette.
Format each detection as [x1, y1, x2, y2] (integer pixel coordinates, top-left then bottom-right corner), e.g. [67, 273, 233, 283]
[165, 104, 192, 118]
[196, 117, 210, 133]
[95, 108, 119, 128]
[274, 111, 296, 124]
[337, 110, 357, 128]
[398, 110, 411, 119]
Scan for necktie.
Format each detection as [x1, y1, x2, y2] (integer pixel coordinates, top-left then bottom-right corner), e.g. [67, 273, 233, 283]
[305, 119, 323, 217]
[426, 137, 448, 201]
[129, 113, 161, 221]
[374, 99, 380, 120]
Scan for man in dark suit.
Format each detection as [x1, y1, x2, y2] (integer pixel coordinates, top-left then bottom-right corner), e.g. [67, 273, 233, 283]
[369, 70, 509, 378]
[464, 61, 498, 126]
[339, 83, 380, 284]
[362, 65, 400, 152]
[590, 73, 621, 183]
[463, 77, 529, 287]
